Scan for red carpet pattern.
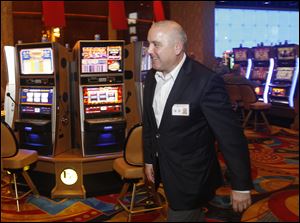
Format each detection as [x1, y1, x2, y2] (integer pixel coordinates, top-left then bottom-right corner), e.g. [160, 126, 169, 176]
[1, 127, 298, 222]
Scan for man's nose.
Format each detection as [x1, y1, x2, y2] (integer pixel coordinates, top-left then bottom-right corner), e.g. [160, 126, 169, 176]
[148, 44, 154, 54]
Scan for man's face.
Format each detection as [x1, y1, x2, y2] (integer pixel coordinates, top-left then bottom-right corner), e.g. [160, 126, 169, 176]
[147, 26, 177, 74]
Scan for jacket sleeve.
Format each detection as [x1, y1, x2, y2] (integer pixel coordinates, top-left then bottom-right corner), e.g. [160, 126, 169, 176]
[200, 74, 254, 190]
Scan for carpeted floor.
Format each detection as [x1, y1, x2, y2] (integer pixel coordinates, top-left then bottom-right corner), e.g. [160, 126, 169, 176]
[1, 126, 299, 222]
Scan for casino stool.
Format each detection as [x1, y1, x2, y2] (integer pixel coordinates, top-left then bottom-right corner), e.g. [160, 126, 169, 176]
[1, 121, 39, 212]
[238, 84, 272, 132]
[225, 84, 245, 121]
[113, 123, 165, 222]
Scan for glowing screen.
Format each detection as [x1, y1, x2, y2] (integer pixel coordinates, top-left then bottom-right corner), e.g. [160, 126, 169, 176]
[252, 67, 269, 80]
[82, 86, 123, 115]
[234, 49, 248, 61]
[83, 86, 123, 105]
[276, 67, 294, 81]
[272, 88, 286, 97]
[240, 66, 247, 77]
[277, 47, 296, 60]
[20, 88, 53, 105]
[20, 48, 53, 74]
[81, 46, 122, 73]
[254, 48, 270, 61]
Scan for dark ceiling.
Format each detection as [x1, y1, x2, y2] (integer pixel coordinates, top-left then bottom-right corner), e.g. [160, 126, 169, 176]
[215, 1, 299, 11]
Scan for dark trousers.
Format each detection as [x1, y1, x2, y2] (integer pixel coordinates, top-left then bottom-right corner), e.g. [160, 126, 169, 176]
[154, 156, 205, 222]
[167, 207, 205, 222]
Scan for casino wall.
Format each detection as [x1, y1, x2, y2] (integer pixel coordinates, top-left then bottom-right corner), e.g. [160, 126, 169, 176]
[1, 1, 215, 93]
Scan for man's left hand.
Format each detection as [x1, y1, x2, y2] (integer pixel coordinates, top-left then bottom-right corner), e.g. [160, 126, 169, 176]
[230, 191, 251, 212]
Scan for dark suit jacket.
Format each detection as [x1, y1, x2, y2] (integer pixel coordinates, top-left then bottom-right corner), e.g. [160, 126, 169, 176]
[143, 56, 253, 210]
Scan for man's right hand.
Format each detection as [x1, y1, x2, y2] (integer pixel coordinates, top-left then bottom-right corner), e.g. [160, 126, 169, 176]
[144, 163, 155, 183]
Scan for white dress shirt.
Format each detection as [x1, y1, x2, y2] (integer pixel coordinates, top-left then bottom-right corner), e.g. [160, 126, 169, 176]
[153, 54, 187, 127]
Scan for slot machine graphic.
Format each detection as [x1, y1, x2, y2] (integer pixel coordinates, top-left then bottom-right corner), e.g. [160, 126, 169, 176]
[72, 40, 126, 157]
[249, 46, 274, 103]
[269, 44, 299, 108]
[232, 46, 252, 78]
[14, 42, 71, 156]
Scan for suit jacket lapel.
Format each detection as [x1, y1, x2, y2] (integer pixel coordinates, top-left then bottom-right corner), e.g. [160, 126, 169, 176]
[159, 57, 193, 130]
[148, 69, 159, 130]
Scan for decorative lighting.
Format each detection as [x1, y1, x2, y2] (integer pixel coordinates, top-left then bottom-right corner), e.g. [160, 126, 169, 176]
[52, 27, 60, 38]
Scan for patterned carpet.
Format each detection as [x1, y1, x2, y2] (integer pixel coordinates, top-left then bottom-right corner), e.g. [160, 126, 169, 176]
[1, 126, 299, 222]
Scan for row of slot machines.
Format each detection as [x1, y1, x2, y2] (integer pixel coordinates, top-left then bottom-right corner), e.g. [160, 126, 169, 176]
[4, 40, 152, 158]
[232, 44, 299, 108]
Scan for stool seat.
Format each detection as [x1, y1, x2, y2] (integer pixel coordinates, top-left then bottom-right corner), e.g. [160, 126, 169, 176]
[3, 149, 38, 170]
[113, 158, 144, 179]
[249, 102, 272, 110]
[1, 121, 39, 212]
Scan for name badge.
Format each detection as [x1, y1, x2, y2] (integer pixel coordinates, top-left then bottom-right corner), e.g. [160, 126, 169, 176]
[172, 104, 189, 116]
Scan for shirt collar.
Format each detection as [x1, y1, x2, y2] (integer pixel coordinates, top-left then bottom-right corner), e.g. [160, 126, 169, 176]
[155, 53, 187, 82]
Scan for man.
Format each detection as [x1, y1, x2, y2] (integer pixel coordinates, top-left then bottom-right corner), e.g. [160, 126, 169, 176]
[213, 57, 230, 76]
[223, 64, 258, 88]
[143, 20, 253, 222]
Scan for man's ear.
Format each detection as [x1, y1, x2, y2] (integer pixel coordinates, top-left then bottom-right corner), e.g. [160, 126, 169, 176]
[174, 42, 183, 55]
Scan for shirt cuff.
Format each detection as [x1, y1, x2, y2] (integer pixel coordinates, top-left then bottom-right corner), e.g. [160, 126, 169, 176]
[232, 190, 250, 193]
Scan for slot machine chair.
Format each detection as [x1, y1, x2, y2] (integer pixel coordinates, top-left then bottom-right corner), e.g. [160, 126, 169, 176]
[238, 84, 272, 133]
[112, 123, 165, 222]
[224, 84, 245, 121]
[1, 121, 39, 212]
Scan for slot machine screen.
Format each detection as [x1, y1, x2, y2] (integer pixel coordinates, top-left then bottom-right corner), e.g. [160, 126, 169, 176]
[271, 88, 286, 97]
[83, 86, 123, 115]
[20, 88, 53, 105]
[20, 88, 53, 115]
[252, 67, 269, 80]
[277, 47, 295, 60]
[276, 67, 294, 81]
[254, 48, 270, 61]
[240, 66, 247, 77]
[233, 49, 248, 61]
[80, 42, 124, 74]
[19, 48, 54, 75]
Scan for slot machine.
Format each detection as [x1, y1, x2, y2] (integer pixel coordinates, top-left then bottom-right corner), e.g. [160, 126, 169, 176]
[122, 43, 139, 131]
[122, 41, 152, 131]
[268, 44, 299, 108]
[134, 41, 152, 121]
[249, 46, 274, 103]
[13, 42, 71, 156]
[232, 46, 252, 78]
[72, 40, 126, 157]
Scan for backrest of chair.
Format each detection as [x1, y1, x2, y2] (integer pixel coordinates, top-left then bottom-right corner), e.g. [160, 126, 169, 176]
[238, 84, 257, 109]
[225, 84, 242, 103]
[124, 123, 143, 166]
[1, 121, 19, 158]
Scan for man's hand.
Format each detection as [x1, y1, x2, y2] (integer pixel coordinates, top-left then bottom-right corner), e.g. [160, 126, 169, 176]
[230, 191, 251, 212]
[144, 163, 155, 183]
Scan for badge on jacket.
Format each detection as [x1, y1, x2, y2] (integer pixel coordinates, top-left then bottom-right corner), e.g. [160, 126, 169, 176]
[172, 104, 190, 116]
